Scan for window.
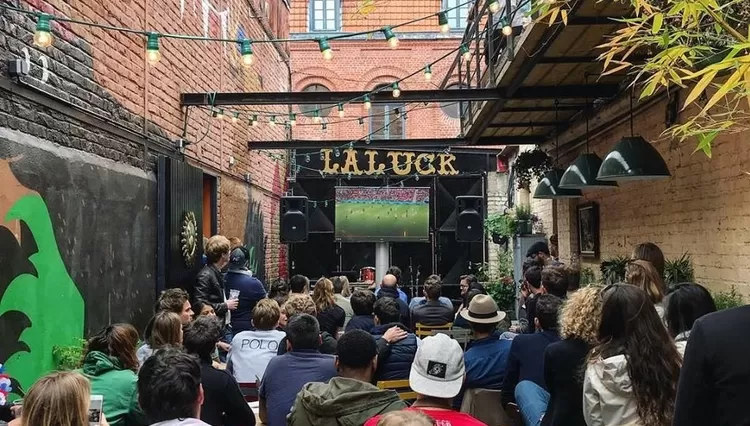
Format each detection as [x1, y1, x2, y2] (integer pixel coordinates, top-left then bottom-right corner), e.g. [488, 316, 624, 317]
[309, 0, 341, 32]
[443, 0, 470, 30]
[370, 86, 405, 140]
[440, 84, 468, 119]
[299, 84, 334, 117]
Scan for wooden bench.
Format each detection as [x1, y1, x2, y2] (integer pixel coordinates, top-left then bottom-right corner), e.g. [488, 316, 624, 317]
[377, 379, 417, 401]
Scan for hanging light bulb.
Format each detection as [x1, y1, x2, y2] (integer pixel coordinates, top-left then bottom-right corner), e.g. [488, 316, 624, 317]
[424, 64, 432, 81]
[488, 0, 501, 13]
[391, 82, 401, 98]
[231, 112, 239, 123]
[322, 122, 327, 130]
[213, 108, 224, 120]
[305, 153, 311, 163]
[382, 26, 399, 48]
[318, 37, 333, 60]
[437, 12, 450, 33]
[502, 21, 513, 36]
[460, 44, 471, 61]
[334, 147, 340, 157]
[313, 110, 321, 123]
[348, 141, 354, 149]
[320, 150, 325, 160]
[240, 39, 254, 67]
[347, 173, 352, 180]
[269, 116, 276, 127]
[363, 95, 372, 110]
[250, 115, 258, 127]
[289, 113, 297, 126]
[34, 13, 53, 48]
[337, 104, 345, 118]
[414, 173, 420, 182]
[365, 135, 371, 144]
[145, 32, 161, 65]
[358, 117, 364, 125]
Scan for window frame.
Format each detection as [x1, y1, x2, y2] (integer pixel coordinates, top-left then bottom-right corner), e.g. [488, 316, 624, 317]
[442, 0, 470, 31]
[370, 101, 406, 140]
[308, 0, 342, 33]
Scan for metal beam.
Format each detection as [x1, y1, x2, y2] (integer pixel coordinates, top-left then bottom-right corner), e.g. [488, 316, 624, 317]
[475, 135, 545, 145]
[246, 136, 539, 150]
[498, 105, 585, 113]
[513, 84, 620, 99]
[538, 56, 600, 64]
[567, 16, 620, 25]
[182, 89, 502, 106]
[488, 121, 567, 128]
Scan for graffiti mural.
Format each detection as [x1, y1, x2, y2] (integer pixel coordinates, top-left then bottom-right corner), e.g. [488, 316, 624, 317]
[243, 193, 266, 283]
[0, 130, 156, 397]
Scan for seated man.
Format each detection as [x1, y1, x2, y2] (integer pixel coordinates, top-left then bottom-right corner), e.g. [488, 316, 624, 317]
[409, 274, 453, 311]
[346, 289, 377, 332]
[370, 298, 419, 381]
[138, 347, 214, 426]
[332, 276, 354, 328]
[183, 316, 255, 426]
[455, 294, 513, 409]
[259, 314, 337, 426]
[410, 275, 455, 328]
[373, 266, 408, 303]
[376, 274, 410, 325]
[277, 294, 337, 355]
[502, 294, 563, 406]
[228, 298, 286, 389]
[288, 330, 407, 425]
[364, 333, 486, 426]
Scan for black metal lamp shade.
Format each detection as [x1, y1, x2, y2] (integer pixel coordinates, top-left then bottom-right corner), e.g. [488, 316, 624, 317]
[559, 153, 618, 189]
[597, 136, 670, 181]
[533, 169, 583, 199]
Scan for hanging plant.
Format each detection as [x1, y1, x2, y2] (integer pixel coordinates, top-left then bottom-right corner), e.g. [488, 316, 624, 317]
[513, 149, 553, 189]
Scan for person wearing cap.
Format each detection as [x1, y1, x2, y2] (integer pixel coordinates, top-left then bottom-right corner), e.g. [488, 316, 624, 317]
[501, 294, 563, 407]
[526, 241, 552, 267]
[454, 294, 513, 409]
[363, 333, 487, 426]
[225, 246, 267, 334]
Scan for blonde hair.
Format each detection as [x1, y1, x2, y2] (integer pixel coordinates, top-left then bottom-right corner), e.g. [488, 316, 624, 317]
[559, 286, 604, 344]
[22, 371, 90, 426]
[149, 311, 183, 349]
[625, 259, 665, 304]
[253, 298, 281, 330]
[312, 277, 335, 313]
[205, 235, 231, 264]
[284, 294, 317, 317]
[377, 411, 435, 426]
[228, 237, 243, 251]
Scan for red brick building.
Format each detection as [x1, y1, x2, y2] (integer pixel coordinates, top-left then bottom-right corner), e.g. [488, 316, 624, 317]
[288, 0, 466, 141]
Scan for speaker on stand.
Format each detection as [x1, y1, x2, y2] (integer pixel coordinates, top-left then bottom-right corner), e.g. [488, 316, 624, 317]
[280, 196, 309, 243]
[455, 195, 483, 242]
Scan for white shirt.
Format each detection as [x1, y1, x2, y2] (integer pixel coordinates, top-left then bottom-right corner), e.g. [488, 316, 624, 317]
[227, 329, 286, 384]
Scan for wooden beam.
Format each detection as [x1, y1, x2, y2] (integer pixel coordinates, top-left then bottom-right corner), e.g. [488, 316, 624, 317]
[488, 121, 567, 128]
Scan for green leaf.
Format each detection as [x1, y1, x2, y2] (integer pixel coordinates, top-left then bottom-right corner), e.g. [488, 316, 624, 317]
[652, 13, 664, 34]
[693, 130, 718, 157]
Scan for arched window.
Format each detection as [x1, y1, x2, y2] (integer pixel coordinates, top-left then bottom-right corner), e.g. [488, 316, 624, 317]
[369, 85, 405, 140]
[299, 84, 334, 118]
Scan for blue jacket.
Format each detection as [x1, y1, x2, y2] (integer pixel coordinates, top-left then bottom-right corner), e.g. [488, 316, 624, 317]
[377, 287, 410, 326]
[501, 330, 560, 405]
[453, 331, 513, 409]
[225, 269, 267, 333]
[346, 315, 375, 333]
[375, 286, 408, 304]
[371, 323, 418, 381]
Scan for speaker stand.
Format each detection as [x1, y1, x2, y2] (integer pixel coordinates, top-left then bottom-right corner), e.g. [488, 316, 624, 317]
[375, 242, 390, 285]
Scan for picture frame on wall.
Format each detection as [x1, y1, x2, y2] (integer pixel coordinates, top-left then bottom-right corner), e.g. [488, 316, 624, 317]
[577, 202, 599, 258]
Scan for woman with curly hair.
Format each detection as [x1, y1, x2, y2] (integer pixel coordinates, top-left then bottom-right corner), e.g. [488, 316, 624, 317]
[312, 277, 346, 337]
[583, 284, 681, 426]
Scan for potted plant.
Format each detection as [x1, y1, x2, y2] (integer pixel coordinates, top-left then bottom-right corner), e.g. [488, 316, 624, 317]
[664, 252, 695, 287]
[512, 149, 553, 189]
[600, 256, 630, 285]
[515, 205, 533, 235]
[580, 267, 597, 287]
[485, 213, 516, 245]
[52, 338, 87, 371]
[713, 286, 744, 310]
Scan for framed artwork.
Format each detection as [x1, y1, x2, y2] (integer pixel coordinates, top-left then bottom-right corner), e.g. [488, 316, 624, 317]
[577, 202, 599, 258]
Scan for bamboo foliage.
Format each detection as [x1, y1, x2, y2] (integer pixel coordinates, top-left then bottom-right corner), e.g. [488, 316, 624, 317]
[533, 0, 750, 157]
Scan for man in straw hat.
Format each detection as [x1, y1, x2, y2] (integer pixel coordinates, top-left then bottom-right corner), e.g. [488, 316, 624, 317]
[453, 294, 513, 409]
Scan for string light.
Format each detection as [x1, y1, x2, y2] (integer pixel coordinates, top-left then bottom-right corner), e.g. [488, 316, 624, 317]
[34, 13, 53, 48]
[366, 135, 371, 144]
[313, 110, 321, 123]
[502, 21, 513, 36]
[392, 82, 401, 98]
[358, 117, 364, 125]
[424, 64, 432, 81]
[305, 153, 311, 163]
[437, 12, 450, 33]
[348, 142, 354, 149]
[250, 115, 258, 126]
[318, 38, 333, 60]
[414, 173, 420, 181]
[460, 44, 471, 61]
[231, 112, 239, 123]
[347, 173, 352, 180]
[269, 116, 276, 126]
[334, 147, 340, 157]
[324, 200, 329, 207]
[320, 150, 325, 160]
[363, 95, 372, 110]
[488, 0, 501, 13]
[213, 108, 224, 120]
[322, 122, 328, 130]
[240, 39, 254, 67]
[337, 103, 345, 118]
[145, 33, 161, 65]
[383, 26, 399, 48]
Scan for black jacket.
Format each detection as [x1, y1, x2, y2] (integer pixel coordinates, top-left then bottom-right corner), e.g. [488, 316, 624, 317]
[542, 338, 590, 426]
[346, 315, 375, 332]
[411, 300, 454, 328]
[197, 358, 256, 426]
[195, 264, 228, 319]
[501, 330, 561, 405]
[278, 332, 338, 355]
[377, 287, 410, 326]
[371, 323, 418, 381]
[673, 306, 750, 426]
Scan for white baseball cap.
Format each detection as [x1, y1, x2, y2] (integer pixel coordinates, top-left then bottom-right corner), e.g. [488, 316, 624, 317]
[409, 333, 465, 399]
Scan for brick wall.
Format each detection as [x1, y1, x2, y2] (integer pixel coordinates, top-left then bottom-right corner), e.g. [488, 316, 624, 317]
[524, 94, 750, 295]
[1, 0, 291, 280]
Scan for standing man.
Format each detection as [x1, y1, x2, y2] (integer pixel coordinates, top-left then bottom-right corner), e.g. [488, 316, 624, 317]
[195, 235, 238, 325]
[225, 246, 267, 334]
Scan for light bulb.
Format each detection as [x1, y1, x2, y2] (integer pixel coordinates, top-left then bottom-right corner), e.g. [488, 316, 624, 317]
[214, 108, 224, 120]
[392, 82, 401, 98]
[383, 27, 399, 49]
[313, 111, 321, 123]
[145, 33, 161, 65]
[488, 0, 500, 13]
[318, 38, 333, 60]
[305, 154, 311, 163]
[34, 14, 53, 48]
[364, 95, 372, 110]
[240, 39, 254, 67]
[460, 44, 471, 61]
[437, 12, 450, 33]
[338, 104, 345, 118]
[269, 116, 276, 127]
[502, 25, 513, 36]
[289, 114, 297, 126]
[424, 64, 432, 81]
[251, 115, 258, 127]
[232, 112, 239, 123]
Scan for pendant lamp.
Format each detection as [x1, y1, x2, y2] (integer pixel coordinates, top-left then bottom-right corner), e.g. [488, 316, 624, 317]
[560, 78, 618, 189]
[597, 89, 670, 181]
[534, 100, 583, 199]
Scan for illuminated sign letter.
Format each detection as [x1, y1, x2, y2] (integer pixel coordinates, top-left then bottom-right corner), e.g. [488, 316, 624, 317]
[415, 153, 436, 175]
[341, 149, 363, 175]
[387, 151, 415, 176]
[364, 150, 385, 175]
[321, 149, 340, 174]
[437, 153, 458, 175]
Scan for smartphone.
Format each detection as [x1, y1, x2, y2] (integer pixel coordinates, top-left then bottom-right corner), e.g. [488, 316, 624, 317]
[89, 395, 103, 426]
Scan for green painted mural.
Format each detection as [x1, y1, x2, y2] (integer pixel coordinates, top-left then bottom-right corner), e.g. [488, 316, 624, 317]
[0, 194, 84, 399]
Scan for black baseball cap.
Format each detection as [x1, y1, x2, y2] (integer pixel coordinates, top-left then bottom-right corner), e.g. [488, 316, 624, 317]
[526, 241, 550, 258]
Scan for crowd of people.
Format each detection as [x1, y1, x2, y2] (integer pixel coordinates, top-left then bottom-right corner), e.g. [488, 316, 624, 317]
[2, 235, 749, 426]
[337, 187, 430, 204]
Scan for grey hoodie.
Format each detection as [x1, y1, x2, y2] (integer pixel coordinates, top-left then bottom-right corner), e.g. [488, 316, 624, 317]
[287, 377, 406, 426]
[150, 419, 211, 426]
[583, 355, 642, 426]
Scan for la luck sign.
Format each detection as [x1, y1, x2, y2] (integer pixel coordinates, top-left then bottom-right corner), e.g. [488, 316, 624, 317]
[319, 148, 459, 176]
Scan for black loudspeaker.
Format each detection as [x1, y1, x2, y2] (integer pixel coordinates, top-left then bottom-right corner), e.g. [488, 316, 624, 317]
[455, 195, 483, 242]
[280, 196, 309, 243]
